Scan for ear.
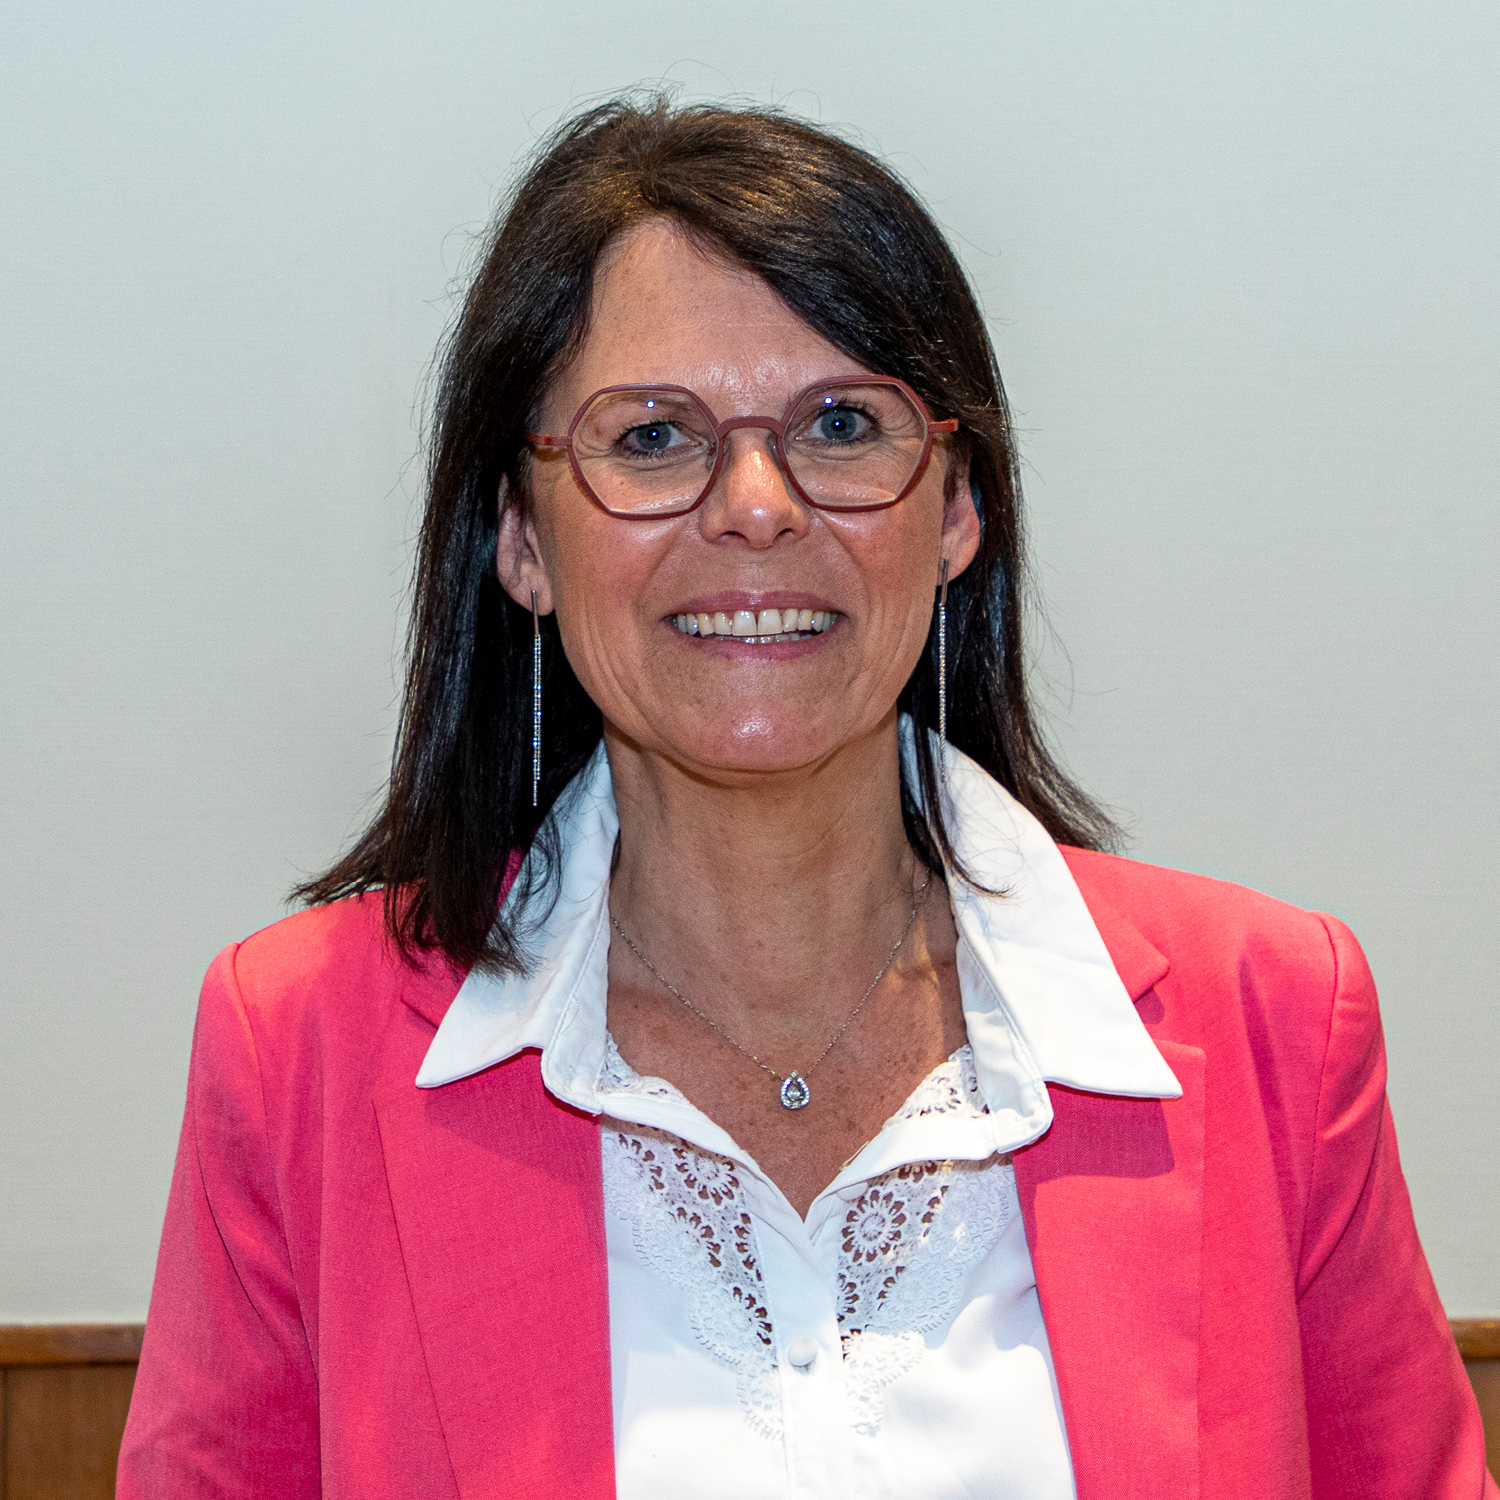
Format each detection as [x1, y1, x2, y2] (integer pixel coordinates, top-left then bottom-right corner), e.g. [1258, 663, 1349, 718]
[496, 478, 555, 615]
[939, 471, 982, 583]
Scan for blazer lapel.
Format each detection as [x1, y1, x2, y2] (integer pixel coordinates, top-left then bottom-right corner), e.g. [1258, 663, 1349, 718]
[1018, 862, 1204, 1499]
[1059, 860, 1171, 1005]
[374, 1051, 614, 1500]
[1015, 1052, 1204, 1499]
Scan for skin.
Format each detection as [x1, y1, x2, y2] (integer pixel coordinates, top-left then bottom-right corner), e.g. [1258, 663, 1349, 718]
[498, 218, 981, 1216]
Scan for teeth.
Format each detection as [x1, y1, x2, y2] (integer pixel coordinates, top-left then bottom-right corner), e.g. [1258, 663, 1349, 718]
[670, 610, 838, 640]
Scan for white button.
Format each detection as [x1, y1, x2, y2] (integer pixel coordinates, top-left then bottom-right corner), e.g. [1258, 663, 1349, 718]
[786, 1337, 819, 1369]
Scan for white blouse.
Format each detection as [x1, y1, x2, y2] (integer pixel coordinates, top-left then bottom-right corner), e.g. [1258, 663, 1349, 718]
[417, 729, 1181, 1498]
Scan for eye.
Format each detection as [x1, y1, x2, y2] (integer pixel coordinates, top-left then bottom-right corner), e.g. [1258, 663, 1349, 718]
[808, 403, 873, 444]
[621, 420, 687, 456]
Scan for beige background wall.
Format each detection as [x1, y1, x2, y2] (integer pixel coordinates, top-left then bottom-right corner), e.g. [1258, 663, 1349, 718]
[3, 0, 1496, 1318]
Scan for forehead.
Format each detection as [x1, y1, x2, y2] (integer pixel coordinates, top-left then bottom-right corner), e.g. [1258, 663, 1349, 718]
[545, 218, 867, 418]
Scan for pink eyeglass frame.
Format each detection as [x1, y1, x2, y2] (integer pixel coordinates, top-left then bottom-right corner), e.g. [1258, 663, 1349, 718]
[524, 374, 959, 519]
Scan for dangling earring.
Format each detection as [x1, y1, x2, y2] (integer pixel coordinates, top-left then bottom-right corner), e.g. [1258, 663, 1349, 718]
[530, 590, 542, 809]
[937, 559, 950, 777]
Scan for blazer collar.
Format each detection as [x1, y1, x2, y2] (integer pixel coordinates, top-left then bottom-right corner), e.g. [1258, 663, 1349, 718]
[396, 946, 470, 1031]
[415, 745, 620, 1101]
[926, 726, 1178, 1100]
[415, 728, 1181, 1128]
[1058, 863, 1170, 1003]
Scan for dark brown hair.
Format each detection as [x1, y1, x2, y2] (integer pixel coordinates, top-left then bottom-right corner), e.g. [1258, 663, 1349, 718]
[297, 94, 1118, 972]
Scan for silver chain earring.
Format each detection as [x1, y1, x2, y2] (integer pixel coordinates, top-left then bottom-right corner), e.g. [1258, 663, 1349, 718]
[937, 558, 950, 776]
[530, 590, 542, 809]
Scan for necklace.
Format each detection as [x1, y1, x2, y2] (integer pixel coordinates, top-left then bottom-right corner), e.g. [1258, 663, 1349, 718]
[609, 870, 932, 1111]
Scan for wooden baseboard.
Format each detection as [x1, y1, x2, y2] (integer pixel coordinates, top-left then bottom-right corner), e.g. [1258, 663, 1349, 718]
[0, 1328, 143, 1500]
[4, 1319, 1496, 1363]
[1456, 1320, 1500, 1361]
[0, 1319, 1494, 1499]
[0, 1325, 144, 1367]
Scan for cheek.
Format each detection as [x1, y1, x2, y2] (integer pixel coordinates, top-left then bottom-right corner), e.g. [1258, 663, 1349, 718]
[838, 494, 946, 630]
[535, 497, 662, 688]
[865, 506, 950, 680]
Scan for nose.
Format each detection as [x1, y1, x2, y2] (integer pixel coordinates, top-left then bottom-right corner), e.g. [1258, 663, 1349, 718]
[696, 424, 809, 549]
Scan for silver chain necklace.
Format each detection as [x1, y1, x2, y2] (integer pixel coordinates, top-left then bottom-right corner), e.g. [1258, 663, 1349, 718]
[609, 871, 932, 1111]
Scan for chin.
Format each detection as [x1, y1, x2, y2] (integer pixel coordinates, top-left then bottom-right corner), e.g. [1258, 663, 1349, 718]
[658, 708, 861, 778]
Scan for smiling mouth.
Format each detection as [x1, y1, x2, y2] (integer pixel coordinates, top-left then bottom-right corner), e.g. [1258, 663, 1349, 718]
[670, 607, 838, 645]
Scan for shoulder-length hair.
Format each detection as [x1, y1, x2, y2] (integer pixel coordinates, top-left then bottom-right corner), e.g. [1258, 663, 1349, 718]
[298, 94, 1118, 973]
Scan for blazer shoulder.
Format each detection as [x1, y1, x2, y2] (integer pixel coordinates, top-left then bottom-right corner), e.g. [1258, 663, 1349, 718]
[216, 893, 466, 1037]
[1061, 845, 1344, 975]
[1059, 845, 1369, 1065]
[1060, 849, 1382, 1191]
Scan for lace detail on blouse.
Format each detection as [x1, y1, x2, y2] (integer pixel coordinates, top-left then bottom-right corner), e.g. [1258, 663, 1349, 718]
[887, 1042, 988, 1120]
[599, 1040, 1016, 1440]
[601, 1118, 783, 1438]
[836, 1155, 1016, 1433]
[599, 1032, 679, 1101]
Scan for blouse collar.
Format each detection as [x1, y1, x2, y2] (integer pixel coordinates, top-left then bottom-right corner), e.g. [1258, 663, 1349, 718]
[416, 726, 1181, 1156]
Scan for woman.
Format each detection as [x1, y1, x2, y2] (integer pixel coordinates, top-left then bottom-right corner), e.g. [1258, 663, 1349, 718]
[118, 98, 1493, 1498]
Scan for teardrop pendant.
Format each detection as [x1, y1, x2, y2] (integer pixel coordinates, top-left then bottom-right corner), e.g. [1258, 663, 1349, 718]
[779, 1072, 811, 1110]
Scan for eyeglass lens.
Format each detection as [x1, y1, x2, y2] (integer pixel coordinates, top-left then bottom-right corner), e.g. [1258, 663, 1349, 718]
[570, 383, 931, 515]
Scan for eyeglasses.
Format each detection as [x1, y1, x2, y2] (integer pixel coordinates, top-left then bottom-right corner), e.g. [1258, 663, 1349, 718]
[525, 376, 957, 519]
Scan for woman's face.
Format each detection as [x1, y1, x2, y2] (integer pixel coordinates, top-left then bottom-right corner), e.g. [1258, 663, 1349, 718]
[498, 218, 979, 779]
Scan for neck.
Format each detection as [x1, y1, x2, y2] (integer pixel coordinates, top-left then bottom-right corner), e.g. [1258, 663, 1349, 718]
[603, 711, 929, 1045]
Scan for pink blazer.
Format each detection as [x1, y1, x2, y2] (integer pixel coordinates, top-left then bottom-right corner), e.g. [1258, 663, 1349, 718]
[118, 849, 1496, 1498]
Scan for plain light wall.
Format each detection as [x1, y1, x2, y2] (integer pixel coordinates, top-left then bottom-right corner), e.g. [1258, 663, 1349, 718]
[2, 0, 1495, 1320]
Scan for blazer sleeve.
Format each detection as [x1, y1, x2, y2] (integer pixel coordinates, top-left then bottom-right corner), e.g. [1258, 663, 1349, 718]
[117, 943, 321, 1499]
[1296, 915, 1496, 1497]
